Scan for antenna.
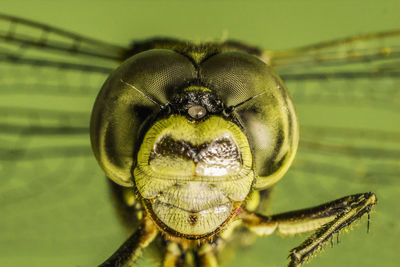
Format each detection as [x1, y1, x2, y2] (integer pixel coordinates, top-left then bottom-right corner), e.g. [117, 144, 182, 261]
[227, 91, 267, 112]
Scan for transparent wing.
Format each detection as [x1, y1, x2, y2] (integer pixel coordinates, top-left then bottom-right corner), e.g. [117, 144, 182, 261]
[0, 13, 127, 61]
[265, 30, 400, 71]
[270, 30, 400, 110]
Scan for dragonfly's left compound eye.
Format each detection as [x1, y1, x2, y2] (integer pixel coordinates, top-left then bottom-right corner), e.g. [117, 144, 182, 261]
[90, 50, 197, 187]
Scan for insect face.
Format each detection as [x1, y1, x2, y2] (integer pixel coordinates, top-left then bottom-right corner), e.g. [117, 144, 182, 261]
[90, 45, 298, 245]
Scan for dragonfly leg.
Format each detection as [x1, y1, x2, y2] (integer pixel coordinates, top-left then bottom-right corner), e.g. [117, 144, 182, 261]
[162, 242, 183, 267]
[98, 216, 158, 267]
[240, 192, 377, 266]
[196, 243, 218, 267]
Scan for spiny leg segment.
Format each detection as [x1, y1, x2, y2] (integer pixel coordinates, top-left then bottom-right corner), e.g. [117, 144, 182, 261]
[239, 192, 377, 266]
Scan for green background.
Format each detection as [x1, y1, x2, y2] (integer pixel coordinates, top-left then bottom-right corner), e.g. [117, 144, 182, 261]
[1, 1, 399, 267]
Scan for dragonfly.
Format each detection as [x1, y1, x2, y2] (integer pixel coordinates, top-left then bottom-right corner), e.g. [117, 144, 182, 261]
[0, 13, 399, 267]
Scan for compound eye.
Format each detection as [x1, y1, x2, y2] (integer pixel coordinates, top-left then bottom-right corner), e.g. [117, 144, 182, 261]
[188, 105, 207, 119]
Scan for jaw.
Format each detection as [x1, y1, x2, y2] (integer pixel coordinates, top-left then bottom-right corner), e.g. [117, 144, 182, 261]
[142, 191, 244, 239]
[148, 182, 235, 237]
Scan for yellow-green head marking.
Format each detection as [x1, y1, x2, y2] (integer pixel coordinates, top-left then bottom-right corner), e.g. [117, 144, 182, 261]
[135, 115, 253, 237]
[90, 46, 299, 239]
